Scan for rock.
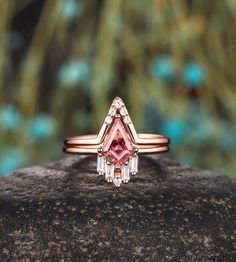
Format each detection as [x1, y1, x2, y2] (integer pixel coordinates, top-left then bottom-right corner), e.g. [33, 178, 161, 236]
[0, 155, 236, 261]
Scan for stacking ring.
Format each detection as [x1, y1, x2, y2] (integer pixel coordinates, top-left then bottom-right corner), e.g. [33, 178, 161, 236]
[64, 97, 170, 187]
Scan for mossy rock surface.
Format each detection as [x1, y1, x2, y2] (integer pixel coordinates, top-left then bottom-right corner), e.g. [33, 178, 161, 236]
[0, 156, 235, 261]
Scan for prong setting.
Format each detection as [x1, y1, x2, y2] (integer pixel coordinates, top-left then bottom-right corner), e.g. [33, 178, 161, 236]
[97, 147, 103, 156]
[133, 147, 138, 153]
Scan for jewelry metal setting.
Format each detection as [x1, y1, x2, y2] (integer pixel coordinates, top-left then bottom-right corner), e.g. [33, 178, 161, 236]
[64, 97, 170, 187]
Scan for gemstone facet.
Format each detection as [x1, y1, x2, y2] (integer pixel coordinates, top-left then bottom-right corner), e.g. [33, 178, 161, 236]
[103, 118, 134, 168]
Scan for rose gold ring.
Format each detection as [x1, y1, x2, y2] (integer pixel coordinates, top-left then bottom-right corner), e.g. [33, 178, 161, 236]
[63, 97, 170, 187]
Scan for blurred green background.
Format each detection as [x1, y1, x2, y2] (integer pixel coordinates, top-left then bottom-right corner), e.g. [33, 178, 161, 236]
[0, 0, 236, 176]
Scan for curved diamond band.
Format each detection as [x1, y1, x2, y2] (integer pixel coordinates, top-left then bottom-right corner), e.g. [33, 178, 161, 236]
[63, 97, 170, 187]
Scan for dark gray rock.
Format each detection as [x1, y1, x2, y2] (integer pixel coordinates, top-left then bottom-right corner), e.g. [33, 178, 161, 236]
[0, 155, 235, 261]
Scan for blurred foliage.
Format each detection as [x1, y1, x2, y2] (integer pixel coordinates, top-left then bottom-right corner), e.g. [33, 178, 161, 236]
[0, 0, 236, 176]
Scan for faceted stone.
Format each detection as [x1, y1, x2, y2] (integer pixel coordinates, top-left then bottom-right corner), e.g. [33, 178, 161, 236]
[97, 156, 105, 174]
[121, 164, 130, 182]
[123, 115, 131, 124]
[119, 107, 128, 116]
[103, 118, 134, 168]
[105, 163, 114, 182]
[112, 98, 124, 109]
[113, 177, 122, 187]
[108, 107, 116, 116]
[130, 155, 138, 174]
[104, 116, 113, 125]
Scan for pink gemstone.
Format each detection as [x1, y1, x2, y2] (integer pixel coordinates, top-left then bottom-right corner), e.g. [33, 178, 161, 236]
[103, 118, 133, 167]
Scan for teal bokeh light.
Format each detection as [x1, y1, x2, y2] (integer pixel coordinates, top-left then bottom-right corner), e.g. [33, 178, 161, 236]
[0, 105, 22, 131]
[161, 118, 186, 146]
[28, 114, 56, 141]
[0, 148, 28, 176]
[57, 59, 90, 87]
[183, 62, 205, 88]
[151, 56, 174, 83]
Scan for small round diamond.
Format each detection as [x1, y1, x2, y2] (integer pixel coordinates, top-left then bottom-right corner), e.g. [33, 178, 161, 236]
[112, 99, 124, 109]
[108, 107, 116, 116]
[105, 116, 113, 125]
[113, 177, 122, 187]
[120, 107, 128, 116]
[123, 116, 131, 124]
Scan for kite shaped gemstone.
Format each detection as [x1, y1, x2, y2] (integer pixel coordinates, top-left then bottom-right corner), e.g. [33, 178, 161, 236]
[103, 118, 134, 168]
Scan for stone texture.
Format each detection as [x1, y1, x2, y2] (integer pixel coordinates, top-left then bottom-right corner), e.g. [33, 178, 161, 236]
[0, 155, 236, 261]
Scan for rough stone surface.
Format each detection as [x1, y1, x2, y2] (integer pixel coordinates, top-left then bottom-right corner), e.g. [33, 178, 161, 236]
[0, 155, 236, 261]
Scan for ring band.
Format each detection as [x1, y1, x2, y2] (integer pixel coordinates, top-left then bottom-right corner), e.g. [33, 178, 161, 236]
[63, 145, 169, 154]
[63, 97, 170, 187]
[65, 132, 169, 146]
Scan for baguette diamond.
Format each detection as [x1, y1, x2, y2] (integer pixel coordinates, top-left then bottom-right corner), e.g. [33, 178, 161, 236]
[121, 164, 130, 183]
[97, 155, 105, 174]
[105, 163, 115, 182]
[130, 155, 138, 174]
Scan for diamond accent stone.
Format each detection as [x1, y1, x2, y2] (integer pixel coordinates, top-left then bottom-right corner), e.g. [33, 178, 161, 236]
[97, 155, 105, 174]
[105, 162, 114, 182]
[120, 107, 128, 116]
[112, 98, 124, 109]
[130, 155, 138, 174]
[103, 118, 134, 168]
[105, 116, 113, 125]
[121, 164, 130, 183]
[108, 107, 116, 116]
[113, 176, 122, 187]
[123, 116, 131, 124]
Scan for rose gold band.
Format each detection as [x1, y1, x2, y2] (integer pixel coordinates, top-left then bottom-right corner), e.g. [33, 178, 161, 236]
[64, 121, 170, 155]
[63, 144, 169, 155]
[64, 122, 170, 146]
[65, 133, 169, 145]
[64, 131, 169, 155]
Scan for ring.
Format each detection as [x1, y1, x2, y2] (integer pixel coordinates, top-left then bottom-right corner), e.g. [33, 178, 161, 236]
[63, 97, 170, 187]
